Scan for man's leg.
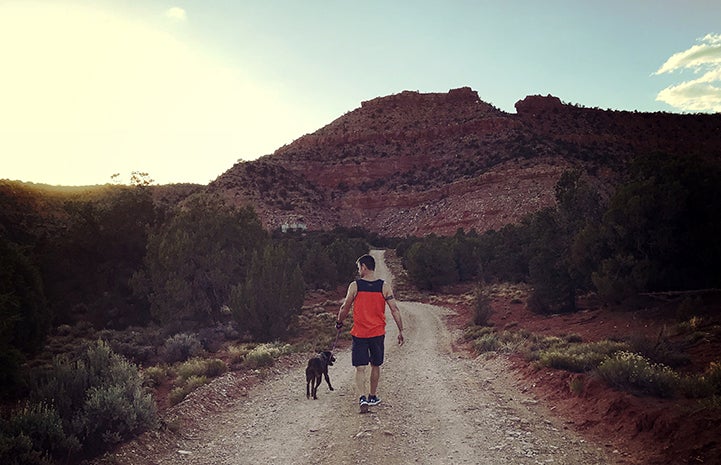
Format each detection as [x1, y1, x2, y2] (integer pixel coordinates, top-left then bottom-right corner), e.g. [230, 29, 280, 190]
[369, 365, 380, 397]
[355, 365, 368, 396]
[366, 336, 384, 406]
[356, 365, 369, 413]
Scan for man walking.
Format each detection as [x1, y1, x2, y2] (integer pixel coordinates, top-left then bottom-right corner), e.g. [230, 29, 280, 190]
[336, 253, 404, 413]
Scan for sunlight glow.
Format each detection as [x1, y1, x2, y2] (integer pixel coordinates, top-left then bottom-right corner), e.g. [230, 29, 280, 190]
[0, 3, 307, 185]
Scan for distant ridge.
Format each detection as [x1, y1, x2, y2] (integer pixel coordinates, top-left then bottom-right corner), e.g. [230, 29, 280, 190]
[209, 87, 721, 236]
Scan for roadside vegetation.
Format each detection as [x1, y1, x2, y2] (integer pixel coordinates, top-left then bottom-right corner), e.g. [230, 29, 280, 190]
[0, 179, 370, 464]
[463, 318, 721, 403]
[397, 153, 721, 405]
[458, 283, 721, 405]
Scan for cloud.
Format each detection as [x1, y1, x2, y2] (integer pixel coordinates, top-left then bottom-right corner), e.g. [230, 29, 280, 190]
[654, 33, 721, 112]
[165, 7, 187, 22]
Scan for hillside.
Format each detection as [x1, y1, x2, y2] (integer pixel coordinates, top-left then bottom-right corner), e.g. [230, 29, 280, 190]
[209, 87, 721, 236]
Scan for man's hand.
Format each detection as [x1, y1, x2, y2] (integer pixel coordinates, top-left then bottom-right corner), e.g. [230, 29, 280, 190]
[397, 331, 405, 346]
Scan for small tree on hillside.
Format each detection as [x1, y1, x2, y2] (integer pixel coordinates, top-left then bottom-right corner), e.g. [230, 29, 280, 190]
[0, 238, 50, 397]
[526, 208, 576, 313]
[134, 195, 267, 325]
[528, 171, 602, 313]
[404, 236, 459, 291]
[229, 243, 305, 341]
[325, 237, 368, 284]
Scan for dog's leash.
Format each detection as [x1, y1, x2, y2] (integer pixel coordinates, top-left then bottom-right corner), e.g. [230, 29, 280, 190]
[329, 327, 342, 356]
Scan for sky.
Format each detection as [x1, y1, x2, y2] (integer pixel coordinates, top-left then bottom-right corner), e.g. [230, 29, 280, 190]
[1, 1, 720, 186]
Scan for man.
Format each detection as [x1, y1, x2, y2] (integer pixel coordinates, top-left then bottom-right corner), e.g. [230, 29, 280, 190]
[336, 253, 404, 413]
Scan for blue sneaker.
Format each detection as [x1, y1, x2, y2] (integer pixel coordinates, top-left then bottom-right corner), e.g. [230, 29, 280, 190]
[359, 396, 369, 413]
[367, 395, 381, 406]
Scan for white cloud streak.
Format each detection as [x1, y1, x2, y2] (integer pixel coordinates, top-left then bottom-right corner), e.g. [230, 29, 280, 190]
[654, 33, 721, 112]
[165, 7, 187, 22]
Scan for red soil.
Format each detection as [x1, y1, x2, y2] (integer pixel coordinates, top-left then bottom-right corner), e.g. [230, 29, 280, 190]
[438, 286, 721, 465]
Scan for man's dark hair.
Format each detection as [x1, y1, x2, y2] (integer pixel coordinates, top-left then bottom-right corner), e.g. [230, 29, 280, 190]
[357, 254, 375, 271]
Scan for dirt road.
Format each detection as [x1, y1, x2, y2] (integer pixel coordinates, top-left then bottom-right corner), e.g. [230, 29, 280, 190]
[105, 250, 620, 464]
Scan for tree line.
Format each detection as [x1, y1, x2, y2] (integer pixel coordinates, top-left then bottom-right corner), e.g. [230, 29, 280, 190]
[0, 183, 369, 398]
[397, 152, 721, 314]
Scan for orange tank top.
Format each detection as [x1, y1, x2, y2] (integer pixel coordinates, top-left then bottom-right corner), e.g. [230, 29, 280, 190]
[350, 279, 386, 338]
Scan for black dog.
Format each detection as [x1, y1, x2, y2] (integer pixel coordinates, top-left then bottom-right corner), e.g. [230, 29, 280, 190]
[305, 351, 335, 400]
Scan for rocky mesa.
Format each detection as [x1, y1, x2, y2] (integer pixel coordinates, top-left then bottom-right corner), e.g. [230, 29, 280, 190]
[209, 87, 721, 236]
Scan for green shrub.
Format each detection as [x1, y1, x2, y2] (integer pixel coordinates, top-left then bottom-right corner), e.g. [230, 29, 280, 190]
[698, 395, 721, 410]
[79, 384, 157, 453]
[203, 358, 228, 378]
[596, 351, 680, 398]
[98, 328, 162, 364]
[568, 375, 585, 396]
[168, 387, 185, 406]
[0, 402, 80, 464]
[473, 287, 493, 326]
[495, 330, 532, 353]
[243, 343, 290, 368]
[541, 350, 602, 372]
[106, 340, 156, 364]
[175, 358, 206, 381]
[706, 361, 721, 394]
[0, 432, 53, 465]
[168, 375, 208, 406]
[244, 350, 274, 368]
[138, 198, 266, 325]
[681, 361, 721, 398]
[539, 340, 627, 373]
[678, 374, 714, 398]
[292, 309, 341, 353]
[0, 238, 51, 358]
[230, 243, 305, 342]
[465, 328, 531, 355]
[540, 335, 568, 348]
[142, 365, 168, 388]
[227, 344, 250, 364]
[565, 334, 584, 343]
[0, 346, 25, 398]
[463, 325, 494, 342]
[473, 333, 500, 353]
[28, 340, 158, 456]
[627, 334, 690, 368]
[176, 358, 227, 381]
[160, 333, 203, 363]
[404, 238, 459, 290]
[528, 335, 568, 353]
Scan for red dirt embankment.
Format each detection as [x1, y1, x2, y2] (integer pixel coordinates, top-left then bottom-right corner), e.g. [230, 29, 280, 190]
[437, 285, 721, 465]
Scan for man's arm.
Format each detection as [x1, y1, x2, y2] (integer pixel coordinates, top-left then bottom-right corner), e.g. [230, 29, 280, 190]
[383, 282, 405, 346]
[336, 281, 357, 325]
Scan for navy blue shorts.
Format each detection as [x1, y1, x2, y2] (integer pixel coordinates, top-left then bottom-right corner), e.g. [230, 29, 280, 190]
[352, 335, 385, 367]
